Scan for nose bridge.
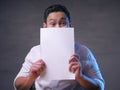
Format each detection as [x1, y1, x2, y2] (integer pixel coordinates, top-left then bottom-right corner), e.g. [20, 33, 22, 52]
[55, 23, 61, 28]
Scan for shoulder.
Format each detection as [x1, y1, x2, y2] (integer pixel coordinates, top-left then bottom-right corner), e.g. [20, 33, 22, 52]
[25, 45, 41, 59]
[75, 42, 89, 54]
[25, 45, 40, 61]
[28, 45, 41, 54]
[75, 42, 92, 60]
[30, 45, 40, 51]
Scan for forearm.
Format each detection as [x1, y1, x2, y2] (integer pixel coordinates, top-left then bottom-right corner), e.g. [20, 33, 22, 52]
[77, 75, 100, 90]
[14, 76, 35, 90]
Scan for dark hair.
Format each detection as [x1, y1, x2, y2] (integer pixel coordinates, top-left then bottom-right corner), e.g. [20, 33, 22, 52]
[44, 4, 71, 23]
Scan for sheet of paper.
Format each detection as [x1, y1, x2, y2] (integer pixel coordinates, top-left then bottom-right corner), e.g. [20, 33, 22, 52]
[40, 28, 75, 80]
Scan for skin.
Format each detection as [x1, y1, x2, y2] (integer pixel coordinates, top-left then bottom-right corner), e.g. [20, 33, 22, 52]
[14, 12, 100, 90]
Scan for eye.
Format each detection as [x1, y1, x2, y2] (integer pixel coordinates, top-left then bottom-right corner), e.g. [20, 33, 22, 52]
[49, 22, 56, 27]
[60, 21, 67, 26]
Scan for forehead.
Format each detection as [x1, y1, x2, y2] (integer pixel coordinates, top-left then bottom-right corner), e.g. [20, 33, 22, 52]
[47, 12, 67, 21]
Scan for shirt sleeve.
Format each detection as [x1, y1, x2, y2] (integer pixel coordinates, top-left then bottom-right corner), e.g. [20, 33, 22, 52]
[14, 45, 40, 80]
[15, 49, 33, 78]
[13, 45, 40, 90]
[80, 45, 105, 90]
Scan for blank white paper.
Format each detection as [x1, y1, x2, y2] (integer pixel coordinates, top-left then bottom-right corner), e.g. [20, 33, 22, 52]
[40, 28, 75, 80]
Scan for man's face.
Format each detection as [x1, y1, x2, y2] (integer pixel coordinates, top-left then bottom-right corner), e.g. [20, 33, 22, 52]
[43, 12, 70, 28]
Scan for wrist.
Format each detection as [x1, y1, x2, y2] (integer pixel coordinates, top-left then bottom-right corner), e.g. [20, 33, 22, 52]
[75, 72, 84, 82]
[27, 74, 37, 82]
[20, 76, 35, 90]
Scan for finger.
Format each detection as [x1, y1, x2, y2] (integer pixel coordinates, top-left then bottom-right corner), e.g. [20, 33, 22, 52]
[69, 62, 79, 72]
[71, 54, 79, 58]
[69, 56, 78, 64]
[69, 65, 79, 73]
[72, 66, 79, 73]
[31, 64, 45, 75]
[32, 61, 46, 71]
[34, 60, 46, 68]
[34, 59, 45, 64]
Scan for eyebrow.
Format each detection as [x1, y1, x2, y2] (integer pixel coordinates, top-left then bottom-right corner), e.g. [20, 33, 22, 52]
[48, 19, 55, 22]
[60, 17, 67, 20]
[48, 17, 67, 22]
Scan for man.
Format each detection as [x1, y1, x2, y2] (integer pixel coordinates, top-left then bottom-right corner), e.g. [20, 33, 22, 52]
[14, 4, 105, 90]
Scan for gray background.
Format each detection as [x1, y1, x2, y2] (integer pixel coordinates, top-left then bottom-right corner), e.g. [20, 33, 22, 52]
[0, 0, 120, 90]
